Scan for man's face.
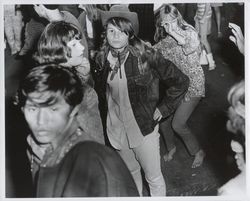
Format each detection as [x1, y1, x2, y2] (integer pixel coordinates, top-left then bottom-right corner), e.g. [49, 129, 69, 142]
[23, 91, 75, 146]
[106, 23, 129, 51]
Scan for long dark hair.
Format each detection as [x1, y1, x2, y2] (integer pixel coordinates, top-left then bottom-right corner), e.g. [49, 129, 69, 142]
[97, 17, 162, 68]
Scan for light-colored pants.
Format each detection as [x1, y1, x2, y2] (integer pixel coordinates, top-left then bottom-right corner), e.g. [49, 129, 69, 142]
[117, 129, 166, 196]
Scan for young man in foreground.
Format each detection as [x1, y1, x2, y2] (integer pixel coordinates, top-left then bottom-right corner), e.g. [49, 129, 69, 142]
[16, 64, 138, 197]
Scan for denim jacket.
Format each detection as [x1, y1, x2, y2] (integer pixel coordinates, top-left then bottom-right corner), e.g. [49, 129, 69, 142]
[94, 49, 189, 136]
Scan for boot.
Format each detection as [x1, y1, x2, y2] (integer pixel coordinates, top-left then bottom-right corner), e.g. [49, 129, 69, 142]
[206, 53, 216, 71]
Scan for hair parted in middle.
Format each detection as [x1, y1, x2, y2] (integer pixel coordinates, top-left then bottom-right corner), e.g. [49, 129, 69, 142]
[97, 16, 163, 70]
[33, 21, 82, 64]
[154, 4, 195, 43]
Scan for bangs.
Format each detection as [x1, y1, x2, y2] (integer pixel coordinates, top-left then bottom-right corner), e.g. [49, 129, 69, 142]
[109, 17, 134, 36]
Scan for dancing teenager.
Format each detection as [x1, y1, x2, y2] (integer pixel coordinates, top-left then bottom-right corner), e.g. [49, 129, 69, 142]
[154, 4, 206, 168]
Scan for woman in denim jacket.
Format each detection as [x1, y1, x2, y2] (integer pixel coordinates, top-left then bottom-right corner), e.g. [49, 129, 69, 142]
[94, 5, 189, 196]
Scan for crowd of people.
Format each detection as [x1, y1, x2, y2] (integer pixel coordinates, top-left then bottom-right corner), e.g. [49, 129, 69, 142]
[4, 3, 245, 197]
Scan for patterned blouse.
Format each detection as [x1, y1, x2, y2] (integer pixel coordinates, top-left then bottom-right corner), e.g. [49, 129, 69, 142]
[153, 26, 205, 101]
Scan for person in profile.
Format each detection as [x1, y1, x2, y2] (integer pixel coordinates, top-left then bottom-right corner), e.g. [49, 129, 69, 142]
[15, 64, 139, 197]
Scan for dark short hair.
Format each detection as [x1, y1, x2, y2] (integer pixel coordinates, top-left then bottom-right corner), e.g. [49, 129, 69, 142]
[33, 21, 82, 64]
[16, 64, 84, 107]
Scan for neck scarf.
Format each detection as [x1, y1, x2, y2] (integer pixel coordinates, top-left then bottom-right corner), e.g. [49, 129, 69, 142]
[109, 46, 129, 80]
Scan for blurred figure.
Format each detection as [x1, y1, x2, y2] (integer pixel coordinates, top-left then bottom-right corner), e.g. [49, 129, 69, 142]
[58, 5, 80, 18]
[18, 5, 47, 56]
[20, 4, 89, 57]
[217, 80, 245, 195]
[78, 4, 103, 60]
[194, 3, 216, 70]
[4, 5, 23, 55]
[218, 23, 245, 196]
[211, 3, 223, 38]
[15, 64, 139, 197]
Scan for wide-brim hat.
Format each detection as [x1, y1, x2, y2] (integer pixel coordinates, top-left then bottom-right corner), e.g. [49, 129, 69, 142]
[100, 4, 139, 35]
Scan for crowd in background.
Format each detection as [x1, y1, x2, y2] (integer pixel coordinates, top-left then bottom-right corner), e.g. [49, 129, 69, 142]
[4, 3, 245, 197]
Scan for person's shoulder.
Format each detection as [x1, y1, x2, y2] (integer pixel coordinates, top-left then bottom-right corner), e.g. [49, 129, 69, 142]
[72, 141, 113, 157]
[61, 141, 110, 165]
[75, 141, 105, 149]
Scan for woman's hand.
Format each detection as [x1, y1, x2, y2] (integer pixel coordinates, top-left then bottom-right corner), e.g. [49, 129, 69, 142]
[161, 20, 185, 45]
[229, 22, 244, 55]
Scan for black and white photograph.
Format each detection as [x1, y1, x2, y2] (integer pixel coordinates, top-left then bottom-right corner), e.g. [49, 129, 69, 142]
[1, 0, 248, 200]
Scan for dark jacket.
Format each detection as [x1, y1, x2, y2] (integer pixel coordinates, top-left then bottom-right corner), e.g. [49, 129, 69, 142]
[36, 141, 139, 197]
[94, 48, 189, 136]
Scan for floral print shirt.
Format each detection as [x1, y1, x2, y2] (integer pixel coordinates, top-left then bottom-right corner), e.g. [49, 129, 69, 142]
[154, 26, 205, 101]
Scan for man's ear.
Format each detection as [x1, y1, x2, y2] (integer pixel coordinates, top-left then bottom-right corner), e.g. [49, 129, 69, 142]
[21, 107, 24, 113]
[70, 104, 81, 117]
